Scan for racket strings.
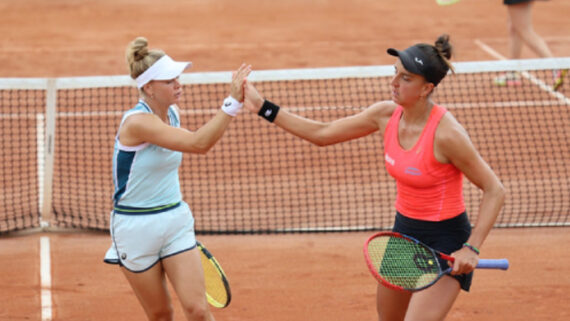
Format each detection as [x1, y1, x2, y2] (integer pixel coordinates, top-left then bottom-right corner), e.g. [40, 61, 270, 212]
[198, 246, 230, 308]
[367, 236, 440, 290]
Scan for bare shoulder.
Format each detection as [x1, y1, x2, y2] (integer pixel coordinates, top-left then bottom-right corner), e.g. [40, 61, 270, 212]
[120, 112, 167, 143]
[435, 111, 475, 163]
[122, 112, 158, 130]
[436, 111, 470, 142]
[366, 100, 398, 117]
[363, 100, 398, 129]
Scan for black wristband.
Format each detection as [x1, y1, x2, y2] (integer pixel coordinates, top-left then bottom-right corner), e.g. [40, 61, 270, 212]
[258, 100, 280, 122]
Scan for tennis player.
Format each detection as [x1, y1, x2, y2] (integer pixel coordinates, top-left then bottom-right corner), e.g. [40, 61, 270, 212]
[103, 37, 250, 321]
[244, 34, 505, 321]
[495, 0, 559, 86]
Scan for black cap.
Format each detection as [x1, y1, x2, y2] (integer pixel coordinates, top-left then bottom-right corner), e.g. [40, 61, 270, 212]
[387, 45, 442, 86]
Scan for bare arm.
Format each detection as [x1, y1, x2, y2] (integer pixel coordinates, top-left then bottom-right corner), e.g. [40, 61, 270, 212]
[121, 110, 235, 154]
[119, 63, 251, 154]
[436, 114, 506, 274]
[243, 80, 396, 145]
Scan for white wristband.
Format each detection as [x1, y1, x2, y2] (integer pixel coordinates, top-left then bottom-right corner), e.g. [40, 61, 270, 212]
[221, 96, 243, 117]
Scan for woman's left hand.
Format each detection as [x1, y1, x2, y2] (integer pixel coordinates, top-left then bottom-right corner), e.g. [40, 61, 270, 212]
[230, 63, 252, 102]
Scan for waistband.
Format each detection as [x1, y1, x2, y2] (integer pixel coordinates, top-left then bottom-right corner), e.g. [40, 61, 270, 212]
[114, 202, 181, 215]
[395, 211, 469, 230]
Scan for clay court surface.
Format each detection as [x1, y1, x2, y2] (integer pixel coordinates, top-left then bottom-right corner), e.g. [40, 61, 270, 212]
[1, 228, 569, 321]
[1, 0, 569, 320]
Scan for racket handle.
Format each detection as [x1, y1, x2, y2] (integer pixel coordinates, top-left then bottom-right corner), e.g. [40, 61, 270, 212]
[477, 258, 509, 270]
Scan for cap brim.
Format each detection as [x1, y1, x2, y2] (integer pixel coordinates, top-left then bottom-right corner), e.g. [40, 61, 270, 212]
[136, 55, 192, 88]
[154, 61, 192, 80]
[387, 48, 400, 57]
[387, 48, 422, 75]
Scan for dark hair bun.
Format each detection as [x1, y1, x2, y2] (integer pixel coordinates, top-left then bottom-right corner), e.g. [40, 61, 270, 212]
[435, 34, 452, 60]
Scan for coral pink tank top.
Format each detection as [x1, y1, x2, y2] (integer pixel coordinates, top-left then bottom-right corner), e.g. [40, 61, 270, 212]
[384, 104, 465, 221]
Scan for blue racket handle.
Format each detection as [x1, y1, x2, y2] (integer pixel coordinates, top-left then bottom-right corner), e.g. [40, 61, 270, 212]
[476, 258, 509, 270]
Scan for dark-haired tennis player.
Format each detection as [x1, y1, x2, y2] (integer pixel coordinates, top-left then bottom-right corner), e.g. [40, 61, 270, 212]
[103, 37, 250, 321]
[244, 34, 505, 320]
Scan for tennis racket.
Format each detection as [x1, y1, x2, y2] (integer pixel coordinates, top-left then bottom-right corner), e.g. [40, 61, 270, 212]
[363, 232, 509, 292]
[436, 0, 461, 6]
[197, 241, 231, 308]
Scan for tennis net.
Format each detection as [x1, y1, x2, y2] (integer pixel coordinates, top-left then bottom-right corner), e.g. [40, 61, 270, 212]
[1, 58, 569, 234]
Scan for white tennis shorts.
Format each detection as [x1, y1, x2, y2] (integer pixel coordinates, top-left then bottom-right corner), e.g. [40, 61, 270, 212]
[103, 201, 196, 272]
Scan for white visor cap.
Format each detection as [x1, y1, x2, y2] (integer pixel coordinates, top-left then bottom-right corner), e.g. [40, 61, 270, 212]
[135, 55, 191, 88]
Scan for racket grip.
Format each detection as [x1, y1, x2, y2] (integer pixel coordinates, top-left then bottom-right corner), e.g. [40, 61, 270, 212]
[476, 258, 509, 270]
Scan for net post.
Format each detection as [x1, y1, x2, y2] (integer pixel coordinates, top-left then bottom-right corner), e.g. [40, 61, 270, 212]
[40, 78, 57, 230]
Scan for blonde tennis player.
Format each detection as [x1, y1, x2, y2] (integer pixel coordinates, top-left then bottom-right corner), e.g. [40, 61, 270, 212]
[104, 37, 250, 321]
[244, 34, 505, 321]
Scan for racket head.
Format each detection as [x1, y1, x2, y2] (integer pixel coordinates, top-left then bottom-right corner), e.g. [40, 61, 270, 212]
[197, 241, 231, 308]
[436, 0, 461, 6]
[363, 232, 446, 292]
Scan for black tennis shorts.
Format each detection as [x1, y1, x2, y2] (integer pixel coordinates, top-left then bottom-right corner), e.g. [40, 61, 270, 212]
[392, 211, 473, 291]
[503, 0, 533, 5]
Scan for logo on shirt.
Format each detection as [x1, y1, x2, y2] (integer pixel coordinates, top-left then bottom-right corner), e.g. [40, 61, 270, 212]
[405, 167, 422, 176]
[385, 153, 395, 166]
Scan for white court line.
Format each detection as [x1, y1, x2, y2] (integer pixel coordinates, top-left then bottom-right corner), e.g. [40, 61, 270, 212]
[475, 35, 570, 43]
[474, 39, 508, 60]
[474, 39, 570, 105]
[40, 236, 52, 321]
